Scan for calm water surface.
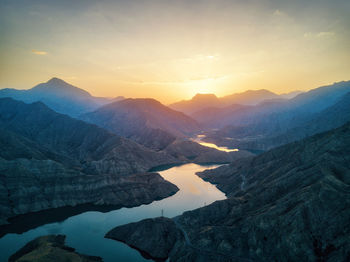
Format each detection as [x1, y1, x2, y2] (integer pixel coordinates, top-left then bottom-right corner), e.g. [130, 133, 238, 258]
[192, 134, 239, 152]
[0, 163, 226, 262]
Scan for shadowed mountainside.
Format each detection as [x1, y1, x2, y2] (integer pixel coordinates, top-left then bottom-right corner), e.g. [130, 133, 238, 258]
[197, 81, 350, 152]
[80, 97, 252, 162]
[0, 98, 180, 226]
[203, 89, 350, 152]
[0, 78, 123, 117]
[193, 81, 350, 129]
[106, 121, 350, 261]
[81, 98, 201, 150]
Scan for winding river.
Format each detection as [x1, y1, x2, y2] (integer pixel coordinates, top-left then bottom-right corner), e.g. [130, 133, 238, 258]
[0, 163, 226, 261]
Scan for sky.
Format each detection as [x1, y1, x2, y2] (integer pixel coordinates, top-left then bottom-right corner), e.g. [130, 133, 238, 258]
[0, 0, 349, 103]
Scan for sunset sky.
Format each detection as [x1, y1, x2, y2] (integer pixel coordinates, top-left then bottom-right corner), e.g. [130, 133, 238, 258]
[1, 0, 349, 103]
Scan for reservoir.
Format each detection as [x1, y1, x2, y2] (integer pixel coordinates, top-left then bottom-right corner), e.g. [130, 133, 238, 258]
[0, 163, 226, 262]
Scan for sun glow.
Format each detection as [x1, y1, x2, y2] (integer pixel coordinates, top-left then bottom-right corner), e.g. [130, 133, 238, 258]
[1, 1, 349, 103]
[183, 76, 229, 98]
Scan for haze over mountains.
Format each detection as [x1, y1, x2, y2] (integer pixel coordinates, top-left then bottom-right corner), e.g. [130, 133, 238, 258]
[169, 89, 300, 115]
[0, 78, 124, 117]
[0, 78, 253, 226]
[1, 77, 349, 157]
[0, 77, 349, 261]
[200, 81, 350, 151]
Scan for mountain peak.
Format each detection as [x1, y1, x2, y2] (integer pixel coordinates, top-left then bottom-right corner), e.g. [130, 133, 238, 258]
[47, 77, 66, 84]
[31, 78, 92, 98]
[241, 89, 276, 95]
[45, 77, 77, 89]
[192, 93, 218, 101]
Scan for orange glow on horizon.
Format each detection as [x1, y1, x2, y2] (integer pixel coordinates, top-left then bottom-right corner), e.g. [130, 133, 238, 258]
[1, 1, 349, 104]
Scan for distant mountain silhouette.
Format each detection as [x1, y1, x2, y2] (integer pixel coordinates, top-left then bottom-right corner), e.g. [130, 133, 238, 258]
[200, 81, 350, 151]
[0, 78, 123, 117]
[279, 90, 304, 99]
[221, 89, 280, 106]
[0, 98, 179, 225]
[169, 89, 281, 115]
[81, 98, 201, 150]
[255, 91, 350, 150]
[169, 94, 221, 115]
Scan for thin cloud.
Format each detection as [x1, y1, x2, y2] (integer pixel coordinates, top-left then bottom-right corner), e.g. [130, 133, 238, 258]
[31, 50, 48, 55]
[303, 32, 335, 38]
[317, 32, 335, 38]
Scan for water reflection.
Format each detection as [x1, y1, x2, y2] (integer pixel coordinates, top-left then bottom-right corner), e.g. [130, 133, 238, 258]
[0, 163, 226, 262]
[192, 135, 239, 152]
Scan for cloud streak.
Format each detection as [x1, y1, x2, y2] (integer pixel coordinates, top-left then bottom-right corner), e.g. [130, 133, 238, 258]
[303, 32, 335, 39]
[31, 50, 48, 55]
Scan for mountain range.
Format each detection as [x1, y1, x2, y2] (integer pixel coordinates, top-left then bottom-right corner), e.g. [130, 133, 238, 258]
[1, 76, 350, 261]
[199, 81, 350, 151]
[105, 119, 350, 261]
[169, 89, 301, 115]
[0, 89, 249, 226]
[0, 97, 180, 226]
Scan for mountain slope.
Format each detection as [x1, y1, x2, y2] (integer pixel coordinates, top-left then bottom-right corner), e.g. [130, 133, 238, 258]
[106, 121, 350, 261]
[192, 81, 350, 130]
[81, 98, 200, 150]
[0, 98, 180, 225]
[0, 78, 122, 117]
[203, 89, 350, 151]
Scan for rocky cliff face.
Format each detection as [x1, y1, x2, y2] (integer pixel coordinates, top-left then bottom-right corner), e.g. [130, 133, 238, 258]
[0, 98, 180, 225]
[0, 156, 178, 226]
[106, 122, 350, 261]
[9, 235, 102, 262]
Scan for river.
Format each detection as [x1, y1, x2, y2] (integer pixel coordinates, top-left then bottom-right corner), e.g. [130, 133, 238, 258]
[0, 163, 226, 261]
[191, 134, 239, 152]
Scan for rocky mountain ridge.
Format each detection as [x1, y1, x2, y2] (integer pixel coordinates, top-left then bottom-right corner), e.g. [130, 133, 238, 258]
[106, 121, 350, 261]
[0, 98, 180, 226]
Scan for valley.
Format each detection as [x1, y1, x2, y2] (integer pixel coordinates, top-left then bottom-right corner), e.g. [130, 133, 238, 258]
[2, 1, 350, 261]
[0, 77, 349, 262]
[0, 163, 226, 262]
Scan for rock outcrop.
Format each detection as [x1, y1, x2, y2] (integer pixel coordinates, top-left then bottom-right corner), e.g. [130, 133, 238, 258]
[106, 122, 350, 261]
[9, 235, 102, 262]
